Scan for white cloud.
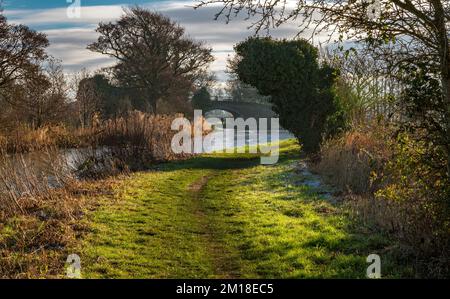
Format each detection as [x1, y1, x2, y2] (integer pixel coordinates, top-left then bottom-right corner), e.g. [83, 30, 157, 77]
[41, 28, 115, 72]
[3, 1, 334, 80]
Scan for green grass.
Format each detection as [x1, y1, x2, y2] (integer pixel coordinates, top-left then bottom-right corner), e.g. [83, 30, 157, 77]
[77, 139, 413, 278]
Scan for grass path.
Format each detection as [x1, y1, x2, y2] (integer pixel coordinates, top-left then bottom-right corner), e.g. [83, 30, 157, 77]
[77, 140, 412, 278]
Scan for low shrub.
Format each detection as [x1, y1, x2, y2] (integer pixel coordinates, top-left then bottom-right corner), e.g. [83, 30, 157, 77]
[373, 133, 450, 277]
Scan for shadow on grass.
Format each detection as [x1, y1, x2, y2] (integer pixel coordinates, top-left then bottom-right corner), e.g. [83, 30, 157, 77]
[199, 147, 413, 278]
[152, 139, 302, 172]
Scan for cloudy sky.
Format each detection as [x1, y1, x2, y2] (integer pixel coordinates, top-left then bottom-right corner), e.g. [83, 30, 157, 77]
[2, 0, 325, 81]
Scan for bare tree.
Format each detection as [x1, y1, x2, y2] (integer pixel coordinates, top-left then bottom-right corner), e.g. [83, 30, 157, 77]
[3, 58, 68, 128]
[0, 13, 49, 92]
[88, 7, 214, 113]
[44, 58, 69, 122]
[323, 48, 402, 125]
[0, 10, 52, 129]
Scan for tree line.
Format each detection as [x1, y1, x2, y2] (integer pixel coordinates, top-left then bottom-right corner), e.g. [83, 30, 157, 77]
[0, 7, 216, 133]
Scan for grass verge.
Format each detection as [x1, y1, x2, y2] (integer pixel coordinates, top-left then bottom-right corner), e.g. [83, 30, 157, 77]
[75, 139, 413, 278]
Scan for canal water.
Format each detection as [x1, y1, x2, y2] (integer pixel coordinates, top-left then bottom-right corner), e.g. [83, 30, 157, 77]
[203, 126, 294, 153]
[203, 110, 294, 153]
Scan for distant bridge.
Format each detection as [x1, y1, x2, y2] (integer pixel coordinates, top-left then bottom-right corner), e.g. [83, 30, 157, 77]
[205, 101, 277, 120]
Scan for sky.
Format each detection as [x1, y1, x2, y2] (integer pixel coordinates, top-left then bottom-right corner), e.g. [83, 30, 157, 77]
[2, 0, 328, 82]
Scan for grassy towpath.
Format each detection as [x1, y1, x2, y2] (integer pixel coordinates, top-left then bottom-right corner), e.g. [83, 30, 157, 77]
[76, 139, 412, 278]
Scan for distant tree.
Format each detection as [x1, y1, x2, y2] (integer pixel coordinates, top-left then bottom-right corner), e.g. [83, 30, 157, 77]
[211, 86, 226, 101]
[194, 71, 216, 89]
[226, 75, 270, 104]
[76, 74, 125, 120]
[42, 58, 69, 124]
[323, 49, 400, 127]
[88, 7, 214, 113]
[232, 37, 342, 153]
[5, 58, 68, 128]
[192, 87, 212, 109]
[75, 70, 102, 128]
[76, 73, 169, 121]
[90, 75, 124, 118]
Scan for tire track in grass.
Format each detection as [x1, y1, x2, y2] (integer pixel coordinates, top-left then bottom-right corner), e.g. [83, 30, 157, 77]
[188, 174, 241, 278]
[79, 170, 218, 278]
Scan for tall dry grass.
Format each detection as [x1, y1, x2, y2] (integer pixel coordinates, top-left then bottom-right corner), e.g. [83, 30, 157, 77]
[0, 146, 89, 278]
[0, 125, 82, 153]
